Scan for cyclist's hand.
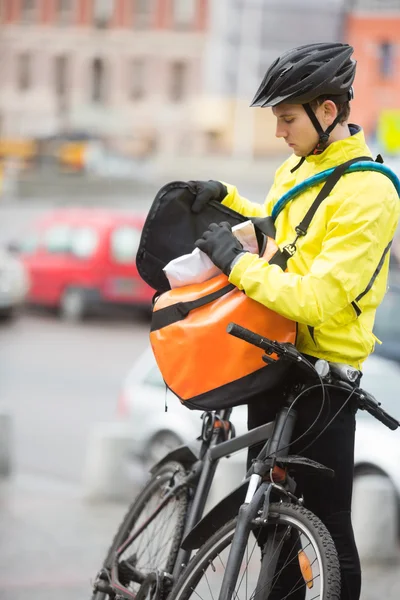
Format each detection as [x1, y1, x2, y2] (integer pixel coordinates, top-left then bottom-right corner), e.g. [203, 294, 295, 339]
[190, 180, 228, 214]
[195, 222, 246, 275]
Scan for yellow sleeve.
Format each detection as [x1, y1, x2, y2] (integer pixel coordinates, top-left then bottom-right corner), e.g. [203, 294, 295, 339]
[229, 178, 400, 327]
[220, 183, 267, 218]
[220, 156, 294, 218]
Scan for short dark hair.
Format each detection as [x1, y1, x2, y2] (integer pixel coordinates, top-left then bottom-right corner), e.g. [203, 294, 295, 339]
[309, 96, 351, 124]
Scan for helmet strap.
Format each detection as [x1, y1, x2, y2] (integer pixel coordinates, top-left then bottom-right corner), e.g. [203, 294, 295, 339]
[303, 103, 343, 155]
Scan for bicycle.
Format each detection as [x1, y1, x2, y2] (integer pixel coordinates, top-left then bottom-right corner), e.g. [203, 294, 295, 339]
[91, 322, 400, 600]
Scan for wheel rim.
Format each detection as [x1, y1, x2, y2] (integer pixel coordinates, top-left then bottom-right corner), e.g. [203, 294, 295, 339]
[173, 512, 326, 600]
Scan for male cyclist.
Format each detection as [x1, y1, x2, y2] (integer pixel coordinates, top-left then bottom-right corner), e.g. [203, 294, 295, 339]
[192, 43, 400, 600]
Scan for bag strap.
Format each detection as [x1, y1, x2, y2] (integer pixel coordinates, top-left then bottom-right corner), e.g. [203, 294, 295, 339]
[282, 156, 373, 260]
[296, 156, 373, 236]
[279, 155, 393, 317]
[351, 240, 393, 316]
[151, 283, 234, 331]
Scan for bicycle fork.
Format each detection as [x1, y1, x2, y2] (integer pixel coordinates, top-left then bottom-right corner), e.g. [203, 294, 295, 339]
[217, 405, 297, 600]
[218, 478, 269, 600]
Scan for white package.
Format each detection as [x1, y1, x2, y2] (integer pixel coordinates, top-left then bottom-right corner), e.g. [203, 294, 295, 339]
[163, 220, 259, 289]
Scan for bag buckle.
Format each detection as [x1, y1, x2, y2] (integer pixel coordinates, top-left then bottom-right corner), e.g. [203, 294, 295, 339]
[283, 243, 297, 257]
[295, 225, 307, 237]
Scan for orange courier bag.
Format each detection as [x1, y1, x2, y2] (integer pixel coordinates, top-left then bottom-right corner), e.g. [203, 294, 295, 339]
[150, 238, 296, 410]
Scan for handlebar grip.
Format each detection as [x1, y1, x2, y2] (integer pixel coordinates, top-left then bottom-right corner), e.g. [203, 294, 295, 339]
[357, 389, 400, 430]
[369, 408, 399, 431]
[226, 323, 274, 352]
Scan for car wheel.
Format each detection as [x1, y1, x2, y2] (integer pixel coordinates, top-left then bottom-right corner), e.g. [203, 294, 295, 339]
[354, 465, 400, 537]
[60, 287, 88, 322]
[145, 431, 182, 469]
[0, 307, 15, 323]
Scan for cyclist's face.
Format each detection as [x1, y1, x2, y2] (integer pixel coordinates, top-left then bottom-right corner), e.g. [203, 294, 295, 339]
[272, 103, 321, 157]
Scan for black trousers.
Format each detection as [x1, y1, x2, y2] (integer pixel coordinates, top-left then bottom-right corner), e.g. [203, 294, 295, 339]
[247, 377, 361, 600]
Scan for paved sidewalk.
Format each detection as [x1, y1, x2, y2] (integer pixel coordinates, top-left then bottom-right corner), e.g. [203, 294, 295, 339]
[0, 473, 128, 600]
[1, 473, 399, 599]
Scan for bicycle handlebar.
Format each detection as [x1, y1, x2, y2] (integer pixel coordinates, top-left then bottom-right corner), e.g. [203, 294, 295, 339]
[227, 322, 400, 431]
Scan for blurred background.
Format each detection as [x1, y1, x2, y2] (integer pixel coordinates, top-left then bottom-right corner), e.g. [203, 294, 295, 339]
[1, 1, 400, 599]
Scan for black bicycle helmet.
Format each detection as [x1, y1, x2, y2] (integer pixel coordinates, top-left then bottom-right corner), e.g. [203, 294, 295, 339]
[251, 43, 356, 154]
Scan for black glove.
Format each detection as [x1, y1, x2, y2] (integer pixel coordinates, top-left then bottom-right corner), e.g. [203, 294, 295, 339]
[195, 222, 245, 276]
[189, 180, 228, 214]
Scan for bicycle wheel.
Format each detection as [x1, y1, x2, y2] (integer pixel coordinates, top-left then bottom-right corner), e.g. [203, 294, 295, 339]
[92, 461, 189, 600]
[169, 502, 341, 600]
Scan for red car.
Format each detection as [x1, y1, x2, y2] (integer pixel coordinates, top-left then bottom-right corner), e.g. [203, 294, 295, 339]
[16, 208, 154, 320]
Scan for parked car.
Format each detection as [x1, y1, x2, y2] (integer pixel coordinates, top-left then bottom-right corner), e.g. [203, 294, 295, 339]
[373, 275, 400, 363]
[10, 208, 154, 321]
[117, 347, 400, 499]
[0, 247, 29, 321]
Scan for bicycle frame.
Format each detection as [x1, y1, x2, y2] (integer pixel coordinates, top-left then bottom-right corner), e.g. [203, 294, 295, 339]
[216, 402, 298, 600]
[110, 388, 303, 600]
[109, 406, 277, 599]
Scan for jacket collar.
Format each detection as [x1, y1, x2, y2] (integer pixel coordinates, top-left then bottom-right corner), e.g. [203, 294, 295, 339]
[304, 125, 372, 170]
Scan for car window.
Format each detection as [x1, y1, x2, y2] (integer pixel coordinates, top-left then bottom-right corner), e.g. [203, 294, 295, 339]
[143, 365, 165, 388]
[19, 231, 39, 254]
[43, 224, 72, 253]
[110, 226, 140, 263]
[70, 227, 99, 259]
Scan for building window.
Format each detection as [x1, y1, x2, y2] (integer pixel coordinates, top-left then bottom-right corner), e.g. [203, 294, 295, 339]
[130, 59, 145, 100]
[21, 0, 36, 23]
[17, 53, 32, 92]
[91, 58, 106, 103]
[379, 42, 394, 78]
[93, 0, 114, 28]
[134, 0, 154, 29]
[170, 61, 187, 102]
[172, 0, 196, 29]
[57, 0, 74, 25]
[55, 55, 68, 97]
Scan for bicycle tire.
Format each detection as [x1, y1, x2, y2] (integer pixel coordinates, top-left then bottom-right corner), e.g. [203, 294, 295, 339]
[91, 461, 189, 600]
[169, 502, 341, 600]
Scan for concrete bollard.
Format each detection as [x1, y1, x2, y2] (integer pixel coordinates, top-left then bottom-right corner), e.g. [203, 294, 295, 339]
[82, 422, 145, 503]
[352, 474, 399, 564]
[0, 410, 12, 477]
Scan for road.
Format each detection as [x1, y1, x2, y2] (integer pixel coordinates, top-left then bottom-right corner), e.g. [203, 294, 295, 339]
[0, 311, 149, 482]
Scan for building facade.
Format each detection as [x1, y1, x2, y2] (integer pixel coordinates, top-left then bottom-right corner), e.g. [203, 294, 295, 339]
[200, 0, 347, 157]
[0, 0, 208, 157]
[2, 0, 396, 163]
[345, 0, 400, 146]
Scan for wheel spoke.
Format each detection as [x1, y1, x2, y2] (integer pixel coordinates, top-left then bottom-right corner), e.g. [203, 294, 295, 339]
[101, 464, 187, 597]
[168, 505, 340, 600]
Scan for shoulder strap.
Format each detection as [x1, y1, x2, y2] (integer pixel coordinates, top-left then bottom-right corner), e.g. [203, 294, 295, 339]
[281, 156, 373, 260]
[350, 240, 393, 316]
[271, 158, 400, 221]
[295, 156, 373, 237]
[280, 155, 393, 314]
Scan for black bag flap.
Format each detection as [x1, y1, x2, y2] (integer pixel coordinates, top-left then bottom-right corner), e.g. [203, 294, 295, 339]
[136, 181, 248, 293]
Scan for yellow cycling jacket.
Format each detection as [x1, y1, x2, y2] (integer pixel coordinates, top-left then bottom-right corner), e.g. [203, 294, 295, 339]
[222, 127, 400, 369]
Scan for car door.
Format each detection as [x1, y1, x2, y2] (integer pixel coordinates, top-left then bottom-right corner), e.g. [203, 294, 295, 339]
[101, 222, 151, 305]
[17, 227, 51, 303]
[29, 222, 73, 305]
